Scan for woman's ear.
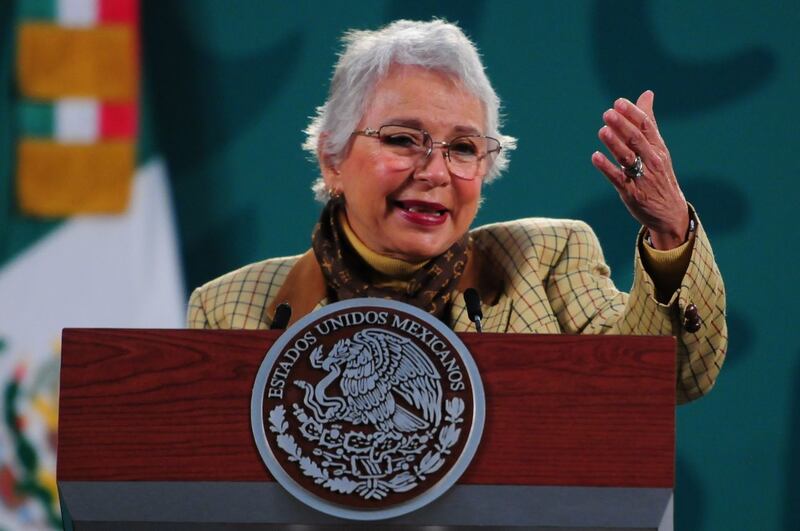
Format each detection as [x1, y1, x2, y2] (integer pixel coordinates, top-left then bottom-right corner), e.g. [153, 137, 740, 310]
[318, 133, 342, 193]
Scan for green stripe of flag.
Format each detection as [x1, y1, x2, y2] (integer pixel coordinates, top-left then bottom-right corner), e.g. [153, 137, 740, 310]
[17, 101, 54, 138]
[17, 0, 56, 21]
[1, 1, 61, 270]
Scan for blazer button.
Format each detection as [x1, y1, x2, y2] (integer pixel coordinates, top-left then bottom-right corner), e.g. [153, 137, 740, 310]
[683, 303, 702, 333]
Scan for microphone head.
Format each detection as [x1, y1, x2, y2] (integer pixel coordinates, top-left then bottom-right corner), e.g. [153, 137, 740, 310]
[270, 302, 292, 330]
[463, 288, 483, 320]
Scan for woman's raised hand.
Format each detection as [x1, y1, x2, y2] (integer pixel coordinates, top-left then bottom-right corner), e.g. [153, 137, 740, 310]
[591, 90, 690, 250]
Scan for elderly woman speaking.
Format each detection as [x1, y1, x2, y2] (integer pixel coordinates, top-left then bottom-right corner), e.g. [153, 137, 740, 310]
[188, 20, 726, 403]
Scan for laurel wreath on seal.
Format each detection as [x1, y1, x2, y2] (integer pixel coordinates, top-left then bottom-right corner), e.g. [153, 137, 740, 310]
[268, 397, 465, 500]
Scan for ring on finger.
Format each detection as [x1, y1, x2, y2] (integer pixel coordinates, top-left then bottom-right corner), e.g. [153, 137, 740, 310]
[621, 155, 644, 180]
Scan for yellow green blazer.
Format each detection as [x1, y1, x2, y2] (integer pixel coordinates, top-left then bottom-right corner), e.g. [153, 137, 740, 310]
[188, 216, 726, 404]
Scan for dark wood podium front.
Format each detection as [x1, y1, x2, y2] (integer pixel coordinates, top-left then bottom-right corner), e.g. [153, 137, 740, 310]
[58, 329, 675, 530]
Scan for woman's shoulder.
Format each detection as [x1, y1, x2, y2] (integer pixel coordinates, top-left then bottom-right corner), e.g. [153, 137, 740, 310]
[197, 254, 303, 293]
[188, 253, 304, 329]
[470, 217, 596, 249]
[469, 217, 601, 275]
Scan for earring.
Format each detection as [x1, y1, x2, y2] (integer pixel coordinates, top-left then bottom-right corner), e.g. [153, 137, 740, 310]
[329, 188, 343, 201]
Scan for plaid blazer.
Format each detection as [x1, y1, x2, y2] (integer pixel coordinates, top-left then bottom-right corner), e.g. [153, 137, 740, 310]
[188, 216, 726, 403]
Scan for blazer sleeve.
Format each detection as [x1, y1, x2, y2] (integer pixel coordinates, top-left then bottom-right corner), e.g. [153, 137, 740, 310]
[186, 288, 210, 329]
[545, 214, 727, 404]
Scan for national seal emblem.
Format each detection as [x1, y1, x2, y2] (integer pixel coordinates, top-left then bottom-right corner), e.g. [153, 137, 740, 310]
[251, 298, 485, 520]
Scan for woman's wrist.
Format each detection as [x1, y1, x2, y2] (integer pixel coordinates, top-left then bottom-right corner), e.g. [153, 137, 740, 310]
[645, 211, 696, 250]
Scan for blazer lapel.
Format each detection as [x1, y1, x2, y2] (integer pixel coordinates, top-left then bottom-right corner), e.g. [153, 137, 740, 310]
[450, 242, 512, 332]
[264, 249, 327, 327]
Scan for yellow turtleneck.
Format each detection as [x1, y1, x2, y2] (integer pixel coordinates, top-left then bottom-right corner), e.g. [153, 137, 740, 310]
[339, 212, 429, 289]
[640, 231, 694, 302]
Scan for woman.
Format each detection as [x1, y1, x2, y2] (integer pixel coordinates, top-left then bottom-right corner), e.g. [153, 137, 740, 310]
[188, 20, 726, 404]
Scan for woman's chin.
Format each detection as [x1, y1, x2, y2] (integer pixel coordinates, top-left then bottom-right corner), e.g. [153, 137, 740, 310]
[387, 238, 451, 262]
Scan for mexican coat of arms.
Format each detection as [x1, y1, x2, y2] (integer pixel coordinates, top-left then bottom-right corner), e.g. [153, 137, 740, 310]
[251, 298, 485, 520]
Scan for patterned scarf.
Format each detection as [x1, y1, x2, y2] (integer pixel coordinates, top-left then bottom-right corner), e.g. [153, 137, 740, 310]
[312, 199, 469, 319]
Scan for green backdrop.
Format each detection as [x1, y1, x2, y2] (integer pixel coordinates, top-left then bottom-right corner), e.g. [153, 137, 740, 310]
[2, 1, 799, 529]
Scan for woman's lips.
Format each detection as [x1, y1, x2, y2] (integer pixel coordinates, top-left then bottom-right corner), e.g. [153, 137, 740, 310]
[394, 199, 449, 226]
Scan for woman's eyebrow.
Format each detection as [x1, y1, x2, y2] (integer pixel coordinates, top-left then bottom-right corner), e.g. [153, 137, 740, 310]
[384, 117, 424, 128]
[452, 125, 481, 135]
[383, 118, 482, 135]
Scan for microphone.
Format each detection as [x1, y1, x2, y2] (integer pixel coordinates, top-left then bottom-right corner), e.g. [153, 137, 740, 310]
[463, 288, 483, 333]
[270, 302, 292, 330]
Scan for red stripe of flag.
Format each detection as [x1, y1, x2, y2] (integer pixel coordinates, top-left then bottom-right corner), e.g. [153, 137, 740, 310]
[98, 0, 139, 25]
[100, 102, 137, 139]
[100, 0, 140, 127]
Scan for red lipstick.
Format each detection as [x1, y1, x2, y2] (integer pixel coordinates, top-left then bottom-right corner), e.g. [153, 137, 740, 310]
[394, 200, 449, 226]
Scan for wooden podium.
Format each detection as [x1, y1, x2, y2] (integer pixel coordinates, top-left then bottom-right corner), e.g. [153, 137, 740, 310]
[58, 329, 675, 530]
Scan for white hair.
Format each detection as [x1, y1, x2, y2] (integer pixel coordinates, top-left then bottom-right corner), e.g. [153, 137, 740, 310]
[303, 19, 517, 202]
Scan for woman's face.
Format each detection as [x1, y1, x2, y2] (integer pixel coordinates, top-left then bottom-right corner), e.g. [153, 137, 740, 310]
[322, 65, 486, 262]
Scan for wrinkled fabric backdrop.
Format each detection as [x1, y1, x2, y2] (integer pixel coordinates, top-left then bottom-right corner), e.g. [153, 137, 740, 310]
[1, 1, 798, 530]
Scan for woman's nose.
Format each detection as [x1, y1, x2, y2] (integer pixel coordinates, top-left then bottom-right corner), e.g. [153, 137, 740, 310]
[414, 147, 451, 186]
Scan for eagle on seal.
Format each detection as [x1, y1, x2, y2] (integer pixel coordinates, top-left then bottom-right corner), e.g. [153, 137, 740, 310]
[296, 328, 443, 433]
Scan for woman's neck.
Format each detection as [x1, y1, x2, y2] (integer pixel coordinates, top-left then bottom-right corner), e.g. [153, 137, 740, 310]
[338, 211, 429, 279]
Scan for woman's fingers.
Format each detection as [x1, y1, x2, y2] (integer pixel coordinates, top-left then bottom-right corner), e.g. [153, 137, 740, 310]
[598, 124, 637, 169]
[635, 90, 655, 120]
[602, 107, 661, 166]
[614, 93, 663, 146]
[591, 150, 629, 191]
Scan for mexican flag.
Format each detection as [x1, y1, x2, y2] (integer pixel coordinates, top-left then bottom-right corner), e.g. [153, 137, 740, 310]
[0, 1, 185, 528]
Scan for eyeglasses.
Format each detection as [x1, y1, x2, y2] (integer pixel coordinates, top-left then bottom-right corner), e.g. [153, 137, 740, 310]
[352, 124, 502, 181]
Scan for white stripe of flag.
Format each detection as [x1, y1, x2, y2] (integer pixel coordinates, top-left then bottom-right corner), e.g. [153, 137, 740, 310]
[55, 98, 99, 143]
[57, 0, 98, 27]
